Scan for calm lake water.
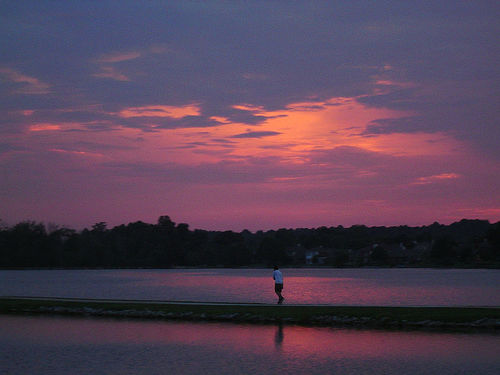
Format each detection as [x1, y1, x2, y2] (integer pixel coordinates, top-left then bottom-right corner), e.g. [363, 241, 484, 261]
[1, 268, 499, 306]
[1, 315, 499, 375]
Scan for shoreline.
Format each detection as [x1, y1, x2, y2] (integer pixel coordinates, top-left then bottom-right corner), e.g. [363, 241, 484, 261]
[1, 297, 499, 332]
[1, 265, 499, 270]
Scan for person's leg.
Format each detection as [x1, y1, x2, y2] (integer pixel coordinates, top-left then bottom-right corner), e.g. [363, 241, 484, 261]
[275, 284, 284, 303]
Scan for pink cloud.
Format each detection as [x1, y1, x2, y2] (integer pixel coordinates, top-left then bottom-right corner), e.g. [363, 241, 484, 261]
[92, 66, 131, 81]
[29, 124, 61, 132]
[0, 67, 51, 94]
[117, 104, 201, 119]
[412, 173, 461, 185]
[3, 90, 499, 230]
[49, 148, 104, 158]
[95, 51, 141, 63]
[232, 104, 265, 112]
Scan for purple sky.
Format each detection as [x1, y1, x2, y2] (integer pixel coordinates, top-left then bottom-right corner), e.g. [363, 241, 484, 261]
[1, 1, 499, 231]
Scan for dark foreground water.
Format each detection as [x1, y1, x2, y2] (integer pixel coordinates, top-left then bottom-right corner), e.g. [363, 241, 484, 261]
[1, 315, 499, 375]
[1, 268, 499, 306]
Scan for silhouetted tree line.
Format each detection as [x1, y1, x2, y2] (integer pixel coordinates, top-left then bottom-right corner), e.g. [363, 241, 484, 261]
[0, 216, 499, 268]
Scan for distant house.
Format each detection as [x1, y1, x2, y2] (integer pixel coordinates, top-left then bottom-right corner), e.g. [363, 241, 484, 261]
[383, 243, 409, 265]
[354, 241, 431, 266]
[305, 246, 332, 265]
[305, 249, 319, 265]
[287, 244, 348, 265]
[286, 244, 306, 264]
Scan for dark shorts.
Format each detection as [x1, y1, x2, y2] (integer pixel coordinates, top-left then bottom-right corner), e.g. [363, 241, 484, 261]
[275, 283, 283, 293]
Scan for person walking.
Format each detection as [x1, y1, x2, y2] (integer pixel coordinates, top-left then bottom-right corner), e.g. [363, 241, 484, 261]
[273, 265, 284, 304]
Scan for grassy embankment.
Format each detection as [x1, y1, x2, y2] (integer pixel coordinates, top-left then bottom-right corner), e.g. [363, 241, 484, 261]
[1, 297, 499, 330]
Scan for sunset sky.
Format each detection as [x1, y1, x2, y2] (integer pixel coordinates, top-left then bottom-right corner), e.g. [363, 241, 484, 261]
[1, 1, 499, 231]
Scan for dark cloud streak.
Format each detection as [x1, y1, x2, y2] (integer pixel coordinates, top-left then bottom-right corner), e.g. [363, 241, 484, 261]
[231, 131, 282, 139]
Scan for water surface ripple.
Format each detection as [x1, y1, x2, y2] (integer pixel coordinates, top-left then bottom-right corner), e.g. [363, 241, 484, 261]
[1, 315, 499, 375]
[1, 268, 499, 306]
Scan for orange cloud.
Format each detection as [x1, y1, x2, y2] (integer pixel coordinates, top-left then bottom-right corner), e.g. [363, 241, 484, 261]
[101, 94, 465, 173]
[209, 116, 231, 124]
[27, 121, 111, 134]
[223, 97, 414, 158]
[141, 95, 462, 167]
[29, 124, 61, 132]
[232, 104, 265, 112]
[118, 104, 201, 119]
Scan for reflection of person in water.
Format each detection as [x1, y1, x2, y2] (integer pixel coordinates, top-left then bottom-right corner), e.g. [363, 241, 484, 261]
[273, 265, 284, 304]
[274, 323, 284, 349]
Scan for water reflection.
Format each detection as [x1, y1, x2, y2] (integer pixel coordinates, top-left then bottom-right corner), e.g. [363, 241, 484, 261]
[1, 315, 499, 375]
[1, 268, 499, 306]
[274, 323, 284, 350]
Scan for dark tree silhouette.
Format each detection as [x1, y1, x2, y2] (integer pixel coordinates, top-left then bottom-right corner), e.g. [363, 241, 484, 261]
[0, 217, 498, 268]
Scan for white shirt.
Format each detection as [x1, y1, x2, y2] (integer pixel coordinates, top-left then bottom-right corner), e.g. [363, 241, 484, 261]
[273, 269, 283, 284]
